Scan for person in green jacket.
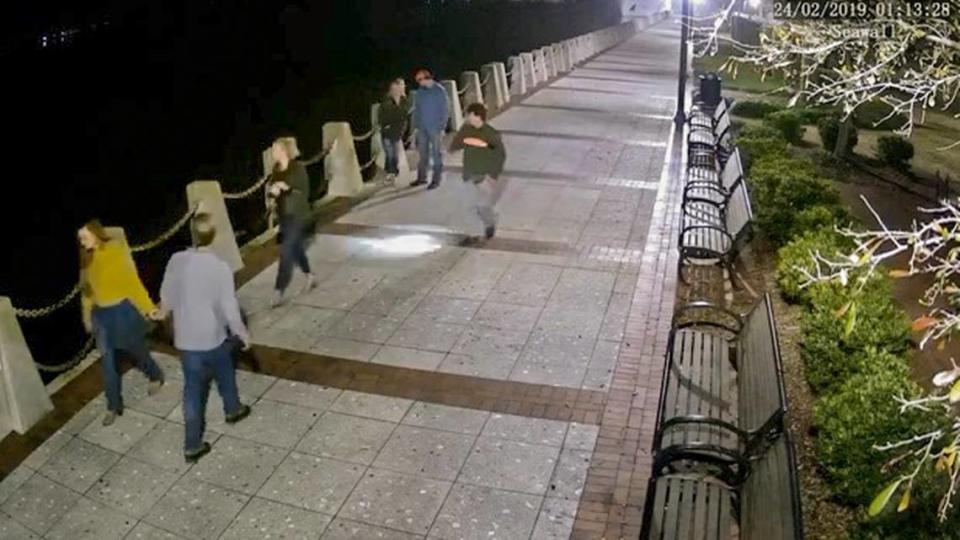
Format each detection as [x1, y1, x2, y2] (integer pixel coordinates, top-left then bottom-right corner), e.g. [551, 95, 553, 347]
[379, 78, 411, 184]
[449, 103, 507, 240]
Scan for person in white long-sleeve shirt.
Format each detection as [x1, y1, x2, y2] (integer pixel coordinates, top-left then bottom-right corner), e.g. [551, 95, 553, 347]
[159, 214, 252, 463]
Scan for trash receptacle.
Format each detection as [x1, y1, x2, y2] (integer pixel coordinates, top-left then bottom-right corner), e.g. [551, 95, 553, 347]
[699, 73, 722, 108]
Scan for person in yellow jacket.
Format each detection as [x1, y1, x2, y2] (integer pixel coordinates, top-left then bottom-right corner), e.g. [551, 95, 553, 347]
[78, 219, 165, 426]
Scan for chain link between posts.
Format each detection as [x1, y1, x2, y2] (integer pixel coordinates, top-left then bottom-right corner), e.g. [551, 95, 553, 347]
[35, 336, 96, 373]
[353, 128, 375, 142]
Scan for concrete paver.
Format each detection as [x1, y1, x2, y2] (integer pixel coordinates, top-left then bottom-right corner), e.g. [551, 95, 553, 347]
[0, 19, 680, 539]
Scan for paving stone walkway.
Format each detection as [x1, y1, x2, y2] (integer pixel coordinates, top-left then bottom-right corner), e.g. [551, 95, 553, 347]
[0, 20, 681, 540]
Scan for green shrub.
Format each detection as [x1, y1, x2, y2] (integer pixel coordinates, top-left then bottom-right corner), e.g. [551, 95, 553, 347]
[818, 115, 860, 153]
[776, 228, 853, 304]
[877, 135, 915, 171]
[813, 361, 941, 506]
[763, 110, 805, 144]
[794, 106, 838, 125]
[735, 124, 790, 173]
[748, 155, 841, 246]
[801, 281, 911, 394]
[731, 100, 783, 119]
[796, 204, 848, 233]
[855, 101, 909, 131]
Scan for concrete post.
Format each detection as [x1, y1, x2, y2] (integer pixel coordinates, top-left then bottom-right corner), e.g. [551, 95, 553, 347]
[532, 49, 547, 85]
[553, 43, 568, 74]
[520, 52, 537, 89]
[370, 103, 413, 183]
[508, 56, 527, 96]
[440, 80, 464, 131]
[494, 62, 510, 105]
[460, 71, 483, 108]
[481, 63, 504, 110]
[541, 47, 556, 79]
[0, 297, 54, 435]
[185, 181, 243, 272]
[371, 103, 385, 170]
[322, 122, 364, 198]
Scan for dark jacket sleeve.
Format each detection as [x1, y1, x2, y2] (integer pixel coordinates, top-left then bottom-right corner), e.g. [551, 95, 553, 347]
[449, 125, 468, 152]
[288, 162, 310, 195]
[488, 129, 507, 175]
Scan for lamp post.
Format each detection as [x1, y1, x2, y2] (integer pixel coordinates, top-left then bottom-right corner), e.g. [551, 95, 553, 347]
[674, 0, 692, 124]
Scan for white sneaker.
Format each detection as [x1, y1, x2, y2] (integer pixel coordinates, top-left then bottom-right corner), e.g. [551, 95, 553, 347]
[270, 291, 285, 308]
[300, 274, 316, 295]
[385, 173, 397, 185]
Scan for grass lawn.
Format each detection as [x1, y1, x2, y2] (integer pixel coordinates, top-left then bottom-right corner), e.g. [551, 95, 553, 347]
[693, 42, 788, 94]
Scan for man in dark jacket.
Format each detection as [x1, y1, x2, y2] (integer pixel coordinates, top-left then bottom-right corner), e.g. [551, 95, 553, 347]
[379, 78, 411, 184]
[411, 68, 449, 189]
[449, 103, 507, 240]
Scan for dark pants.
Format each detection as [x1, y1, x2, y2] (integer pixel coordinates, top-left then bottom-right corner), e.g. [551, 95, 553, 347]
[181, 340, 243, 453]
[382, 134, 401, 175]
[416, 129, 444, 184]
[276, 215, 311, 294]
[92, 300, 164, 413]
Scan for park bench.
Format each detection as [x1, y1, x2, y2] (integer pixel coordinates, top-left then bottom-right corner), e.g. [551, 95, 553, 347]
[640, 433, 804, 540]
[652, 294, 787, 483]
[688, 106, 733, 169]
[678, 179, 752, 283]
[688, 98, 728, 133]
[683, 148, 744, 211]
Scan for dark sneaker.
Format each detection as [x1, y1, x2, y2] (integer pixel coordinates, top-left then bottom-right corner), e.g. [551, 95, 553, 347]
[426, 180, 441, 190]
[225, 404, 251, 424]
[410, 178, 428, 187]
[461, 236, 483, 247]
[484, 226, 496, 240]
[185, 442, 212, 464]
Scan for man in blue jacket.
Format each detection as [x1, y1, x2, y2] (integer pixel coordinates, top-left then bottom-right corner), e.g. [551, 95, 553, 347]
[411, 68, 450, 189]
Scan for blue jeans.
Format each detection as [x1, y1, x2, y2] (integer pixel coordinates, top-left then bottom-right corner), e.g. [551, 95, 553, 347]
[382, 134, 401, 175]
[181, 340, 243, 453]
[416, 129, 444, 183]
[276, 215, 311, 294]
[92, 300, 164, 413]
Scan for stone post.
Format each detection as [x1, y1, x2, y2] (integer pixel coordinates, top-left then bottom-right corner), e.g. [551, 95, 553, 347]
[460, 71, 483, 109]
[553, 43, 568, 74]
[185, 181, 243, 272]
[440, 80, 464, 131]
[481, 63, 504, 110]
[532, 49, 547, 85]
[0, 297, 54, 435]
[322, 122, 364, 198]
[494, 62, 510, 105]
[520, 52, 537, 89]
[508, 56, 527, 96]
[541, 47, 556, 79]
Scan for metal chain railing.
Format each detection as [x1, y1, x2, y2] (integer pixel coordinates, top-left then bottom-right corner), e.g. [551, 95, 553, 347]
[35, 336, 96, 373]
[130, 203, 200, 253]
[353, 128, 375, 142]
[223, 174, 271, 200]
[480, 73, 492, 86]
[13, 285, 81, 319]
[360, 155, 378, 170]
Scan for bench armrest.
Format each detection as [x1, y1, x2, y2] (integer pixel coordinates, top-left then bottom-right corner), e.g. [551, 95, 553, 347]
[671, 300, 743, 334]
[653, 442, 750, 487]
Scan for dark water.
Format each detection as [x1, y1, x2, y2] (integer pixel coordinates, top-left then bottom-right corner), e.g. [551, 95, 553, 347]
[1, 0, 622, 376]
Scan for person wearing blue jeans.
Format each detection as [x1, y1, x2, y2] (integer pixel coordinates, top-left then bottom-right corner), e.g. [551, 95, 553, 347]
[269, 137, 315, 306]
[410, 68, 449, 189]
[379, 78, 411, 184]
[160, 215, 252, 463]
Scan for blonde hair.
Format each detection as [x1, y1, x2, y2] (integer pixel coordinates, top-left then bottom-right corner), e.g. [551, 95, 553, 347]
[272, 137, 301, 161]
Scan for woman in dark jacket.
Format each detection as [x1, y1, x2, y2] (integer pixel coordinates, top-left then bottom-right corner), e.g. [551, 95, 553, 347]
[379, 77, 411, 184]
[268, 136, 314, 306]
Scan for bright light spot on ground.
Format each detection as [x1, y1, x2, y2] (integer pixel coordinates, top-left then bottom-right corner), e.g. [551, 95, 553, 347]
[362, 234, 443, 256]
[748, 0, 762, 8]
